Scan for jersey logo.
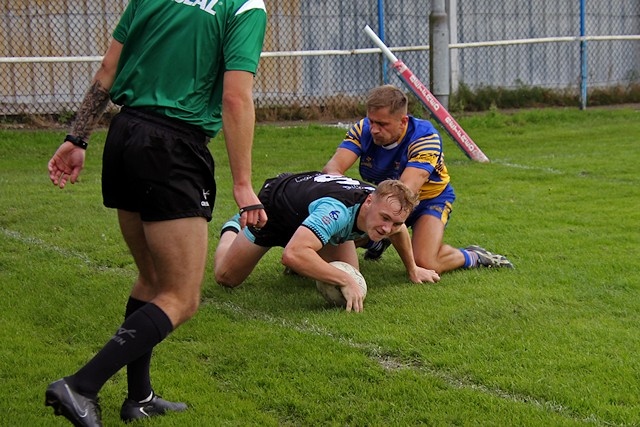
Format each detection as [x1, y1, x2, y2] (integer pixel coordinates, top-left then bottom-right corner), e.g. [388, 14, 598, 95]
[314, 174, 375, 192]
[172, 0, 218, 16]
[112, 328, 137, 346]
[314, 174, 363, 186]
[321, 210, 340, 225]
[201, 189, 211, 207]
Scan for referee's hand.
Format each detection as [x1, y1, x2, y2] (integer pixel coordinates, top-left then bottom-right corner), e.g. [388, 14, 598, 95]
[48, 141, 86, 189]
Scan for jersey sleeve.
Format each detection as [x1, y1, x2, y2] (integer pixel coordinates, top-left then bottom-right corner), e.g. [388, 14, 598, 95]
[301, 198, 352, 246]
[224, 1, 267, 73]
[112, 0, 140, 43]
[337, 119, 366, 155]
[406, 133, 443, 174]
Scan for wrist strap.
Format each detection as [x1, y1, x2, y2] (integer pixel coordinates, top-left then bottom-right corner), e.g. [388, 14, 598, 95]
[239, 204, 265, 215]
[65, 134, 88, 150]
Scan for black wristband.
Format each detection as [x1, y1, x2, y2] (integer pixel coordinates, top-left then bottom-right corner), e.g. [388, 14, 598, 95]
[239, 204, 265, 215]
[65, 134, 88, 150]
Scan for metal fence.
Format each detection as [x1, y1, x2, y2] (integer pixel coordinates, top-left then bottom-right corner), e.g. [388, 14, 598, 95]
[1, 0, 638, 116]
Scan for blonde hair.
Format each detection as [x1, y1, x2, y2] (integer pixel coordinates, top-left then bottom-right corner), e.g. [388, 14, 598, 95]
[366, 85, 408, 115]
[374, 179, 419, 215]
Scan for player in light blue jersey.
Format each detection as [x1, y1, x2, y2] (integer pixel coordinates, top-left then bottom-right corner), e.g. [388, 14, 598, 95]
[323, 85, 513, 274]
[214, 172, 440, 313]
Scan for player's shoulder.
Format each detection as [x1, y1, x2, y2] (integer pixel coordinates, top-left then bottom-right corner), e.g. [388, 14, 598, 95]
[233, 0, 266, 11]
[408, 115, 438, 134]
[349, 118, 368, 133]
[214, 0, 266, 18]
[346, 118, 371, 142]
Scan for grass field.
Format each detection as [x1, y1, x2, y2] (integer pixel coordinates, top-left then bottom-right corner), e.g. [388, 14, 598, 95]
[1, 107, 639, 426]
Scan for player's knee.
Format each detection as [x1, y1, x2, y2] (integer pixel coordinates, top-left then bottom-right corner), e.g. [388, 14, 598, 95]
[182, 298, 200, 321]
[214, 268, 243, 288]
[154, 293, 201, 328]
[415, 254, 444, 274]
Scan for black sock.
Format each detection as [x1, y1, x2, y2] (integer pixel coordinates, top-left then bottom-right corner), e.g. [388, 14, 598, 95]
[125, 297, 153, 402]
[68, 303, 173, 399]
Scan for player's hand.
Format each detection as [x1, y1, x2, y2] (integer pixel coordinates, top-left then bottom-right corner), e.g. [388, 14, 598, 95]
[342, 281, 365, 313]
[233, 185, 268, 229]
[48, 142, 86, 188]
[408, 266, 440, 284]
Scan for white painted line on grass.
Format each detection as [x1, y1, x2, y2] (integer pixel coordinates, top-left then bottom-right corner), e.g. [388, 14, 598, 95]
[1, 227, 92, 264]
[1, 227, 133, 277]
[206, 299, 610, 426]
[1, 224, 610, 425]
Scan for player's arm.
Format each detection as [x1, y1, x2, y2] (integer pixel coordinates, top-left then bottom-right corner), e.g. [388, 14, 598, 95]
[400, 133, 441, 194]
[222, 70, 267, 229]
[48, 39, 122, 189]
[388, 225, 440, 284]
[392, 166, 439, 282]
[71, 39, 122, 141]
[399, 166, 429, 195]
[282, 227, 364, 313]
[222, 5, 267, 227]
[322, 147, 359, 175]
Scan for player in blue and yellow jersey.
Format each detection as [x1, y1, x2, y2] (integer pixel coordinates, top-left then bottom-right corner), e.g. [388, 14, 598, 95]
[45, 1, 267, 425]
[323, 85, 513, 274]
[214, 172, 441, 313]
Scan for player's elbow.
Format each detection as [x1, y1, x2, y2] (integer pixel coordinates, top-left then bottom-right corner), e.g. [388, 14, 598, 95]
[281, 246, 310, 272]
[222, 90, 251, 112]
[280, 249, 297, 269]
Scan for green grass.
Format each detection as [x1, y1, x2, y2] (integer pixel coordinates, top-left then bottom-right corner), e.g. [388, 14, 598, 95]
[1, 107, 639, 426]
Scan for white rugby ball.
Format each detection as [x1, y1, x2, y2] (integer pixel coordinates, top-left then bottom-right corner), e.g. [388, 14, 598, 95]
[315, 261, 367, 307]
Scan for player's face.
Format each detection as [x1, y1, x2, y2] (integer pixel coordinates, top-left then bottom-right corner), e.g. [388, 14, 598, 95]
[367, 107, 407, 147]
[364, 194, 408, 241]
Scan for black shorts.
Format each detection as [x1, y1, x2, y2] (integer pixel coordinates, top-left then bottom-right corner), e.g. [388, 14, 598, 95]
[102, 107, 216, 222]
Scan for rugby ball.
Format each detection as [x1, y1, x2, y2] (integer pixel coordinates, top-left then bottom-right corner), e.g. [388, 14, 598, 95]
[315, 261, 367, 307]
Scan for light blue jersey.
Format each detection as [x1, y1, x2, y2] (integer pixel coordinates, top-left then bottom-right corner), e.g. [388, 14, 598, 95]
[243, 172, 376, 248]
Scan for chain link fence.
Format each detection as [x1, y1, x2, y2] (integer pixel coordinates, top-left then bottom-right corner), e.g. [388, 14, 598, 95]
[1, 0, 638, 116]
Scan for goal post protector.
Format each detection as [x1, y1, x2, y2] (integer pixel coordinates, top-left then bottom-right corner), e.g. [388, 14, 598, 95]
[364, 25, 490, 163]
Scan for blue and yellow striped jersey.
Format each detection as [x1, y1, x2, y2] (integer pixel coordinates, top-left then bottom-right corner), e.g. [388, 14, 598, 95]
[338, 116, 451, 200]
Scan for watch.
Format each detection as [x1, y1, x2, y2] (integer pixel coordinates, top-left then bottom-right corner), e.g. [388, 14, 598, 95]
[65, 134, 88, 150]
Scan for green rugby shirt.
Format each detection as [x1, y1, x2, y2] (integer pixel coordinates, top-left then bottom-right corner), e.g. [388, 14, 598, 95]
[110, 0, 267, 137]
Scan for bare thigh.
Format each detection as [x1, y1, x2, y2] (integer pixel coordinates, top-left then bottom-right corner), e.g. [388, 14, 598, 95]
[118, 210, 157, 299]
[119, 209, 209, 327]
[411, 214, 465, 273]
[411, 214, 445, 265]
